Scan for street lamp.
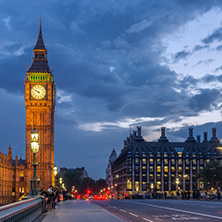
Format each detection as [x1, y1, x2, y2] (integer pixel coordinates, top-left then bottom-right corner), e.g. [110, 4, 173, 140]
[176, 178, 180, 191]
[60, 177, 62, 186]
[30, 127, 40, 196]
[53, 166, 58, 188]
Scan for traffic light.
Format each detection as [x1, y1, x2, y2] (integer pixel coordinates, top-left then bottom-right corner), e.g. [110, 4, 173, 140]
[87, 190, 91, 195]
[106, 190, 110, 195]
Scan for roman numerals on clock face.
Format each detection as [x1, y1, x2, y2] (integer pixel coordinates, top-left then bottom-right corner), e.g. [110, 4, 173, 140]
[31, 85, 46, 99]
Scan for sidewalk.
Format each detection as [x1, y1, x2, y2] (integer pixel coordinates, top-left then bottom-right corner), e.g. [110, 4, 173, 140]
[42, 200, 126, 222]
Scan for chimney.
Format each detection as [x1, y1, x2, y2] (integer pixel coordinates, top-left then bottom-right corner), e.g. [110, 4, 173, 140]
[203, 132, 207, 142]
[158, 127, 169, 142]
[196, 135, 201, 143]
[161, 127, 166, 137]
[210, 128, 219, 142]
[133, 130, 137, 140]
[186, 127, 196, 143]
[189, 127, 193, 138]
[137, 126, 142, 137]
[127, 137, 130, 145]
[212, 128, 216, 138]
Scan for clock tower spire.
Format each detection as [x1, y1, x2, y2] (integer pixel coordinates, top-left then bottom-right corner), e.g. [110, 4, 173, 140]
[25, 20, 55, 192]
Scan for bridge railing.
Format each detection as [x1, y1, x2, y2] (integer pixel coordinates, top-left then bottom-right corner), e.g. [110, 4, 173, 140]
[0, 196, 46, 222]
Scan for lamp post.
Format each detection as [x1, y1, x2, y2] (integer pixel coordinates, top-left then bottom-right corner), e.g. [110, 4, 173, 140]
[53, 166, 58, 188]
[30, 127, 40, 196]
[176, 178, 179, 191]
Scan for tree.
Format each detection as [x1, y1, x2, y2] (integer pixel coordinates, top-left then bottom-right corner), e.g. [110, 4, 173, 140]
[196, 161, 222, 190]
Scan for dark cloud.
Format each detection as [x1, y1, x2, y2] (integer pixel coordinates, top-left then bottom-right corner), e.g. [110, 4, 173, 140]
[1, 0, 222, 178]
[174, 50, 191, 62]
[194, 59, 214, 66]
[216, 45, 222, 51]
[202, 27, 222, 44]
[192, 44, 209, 52]
[189, 89, 221, 112]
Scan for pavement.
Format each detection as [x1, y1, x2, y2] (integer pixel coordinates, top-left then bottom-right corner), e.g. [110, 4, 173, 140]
[42, 200, 126, 222]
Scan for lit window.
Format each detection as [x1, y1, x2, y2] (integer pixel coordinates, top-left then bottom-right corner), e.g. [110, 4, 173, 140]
[127, 181, 132, 190]
[164, 166, 168, 172]
[157, 166, 161, 172]
[142, 159, 146, 165]
[150, 166, 153, 172]
[135, 182, 139, 191]
[150, 159, 153, 164]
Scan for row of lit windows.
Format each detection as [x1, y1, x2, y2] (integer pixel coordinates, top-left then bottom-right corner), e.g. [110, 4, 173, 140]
[133, 158, 206, 165]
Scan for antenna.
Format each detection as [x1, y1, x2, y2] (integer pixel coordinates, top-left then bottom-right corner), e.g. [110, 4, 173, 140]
[130, 124, 132, 135]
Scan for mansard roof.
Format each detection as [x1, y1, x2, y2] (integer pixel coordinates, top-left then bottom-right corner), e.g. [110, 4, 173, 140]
[28, 60, 51, 72]
[114, 127, 222, 165]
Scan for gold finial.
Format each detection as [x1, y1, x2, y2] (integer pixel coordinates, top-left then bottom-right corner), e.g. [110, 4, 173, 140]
[40, 16, 42, 26]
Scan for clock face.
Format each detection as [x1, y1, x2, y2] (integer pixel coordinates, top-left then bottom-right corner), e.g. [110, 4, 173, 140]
[31, 85, 46, 99]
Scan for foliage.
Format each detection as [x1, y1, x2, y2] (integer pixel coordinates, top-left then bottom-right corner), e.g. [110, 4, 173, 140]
[56, 169, 107, 194]
[196, 161, 222, 190]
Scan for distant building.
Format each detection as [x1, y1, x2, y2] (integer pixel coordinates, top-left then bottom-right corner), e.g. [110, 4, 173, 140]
[106, 149, 117, 193]
[60, 167, 88, 179]
[0, 145, 26, 205]
[112, 126, 222, 196]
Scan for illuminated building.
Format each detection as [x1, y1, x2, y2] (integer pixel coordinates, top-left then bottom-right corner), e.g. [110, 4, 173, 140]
[24, 20, 55, 192]
[112, 126, 222, 196]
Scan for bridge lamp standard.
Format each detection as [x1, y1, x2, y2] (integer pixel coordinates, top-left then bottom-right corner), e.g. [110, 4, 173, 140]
[30, 128, 40, 196]
[53, 166, 58, 188]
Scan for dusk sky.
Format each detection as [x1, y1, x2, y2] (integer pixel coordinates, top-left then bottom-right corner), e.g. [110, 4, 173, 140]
[1, 0, 222, 179]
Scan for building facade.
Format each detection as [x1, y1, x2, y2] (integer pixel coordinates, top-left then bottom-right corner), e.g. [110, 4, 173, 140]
[24, 21, 55, 192]
[0, 145, 26, 205]
[113, 126, 222, 196]
[106, 149, 117, 193]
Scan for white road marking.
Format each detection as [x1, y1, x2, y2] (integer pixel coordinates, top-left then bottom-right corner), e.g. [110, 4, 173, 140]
[130, 201, 222, 220]
[143, 218, 154, 222]
[120, 209, 127, 213]
[112, 206, 117, 209]
[129, 212, 138, 217]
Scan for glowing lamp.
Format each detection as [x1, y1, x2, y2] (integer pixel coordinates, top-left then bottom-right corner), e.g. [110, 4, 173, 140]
[53, 166, 58, 176]
[31, 128, 39, 153]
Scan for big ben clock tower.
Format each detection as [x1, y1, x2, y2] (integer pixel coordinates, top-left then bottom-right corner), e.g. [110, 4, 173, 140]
[25, 21, 55, 192]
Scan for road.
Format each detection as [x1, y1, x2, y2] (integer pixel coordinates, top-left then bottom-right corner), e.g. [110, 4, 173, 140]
[93, 199, 222, 222]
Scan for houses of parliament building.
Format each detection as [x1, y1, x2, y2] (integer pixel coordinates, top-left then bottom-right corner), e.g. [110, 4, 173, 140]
[0, 21, 55, 205]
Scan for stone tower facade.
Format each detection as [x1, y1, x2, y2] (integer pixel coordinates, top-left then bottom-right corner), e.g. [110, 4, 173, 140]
[24, 21, 55, 192]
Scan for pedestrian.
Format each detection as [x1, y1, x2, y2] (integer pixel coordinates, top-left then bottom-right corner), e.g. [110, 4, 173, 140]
[164, 191, 167, 199]
[193, 190, 196, 200]
[188, 190, 190, 200]
[62, 190, 67, 201]
[218, 187, 221, 200]
[47, 185, 54, 211]
[197, 190, 200, 200]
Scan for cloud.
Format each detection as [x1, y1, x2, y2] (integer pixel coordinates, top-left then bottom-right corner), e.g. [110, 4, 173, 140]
[194, 59, 214, 66]
[3, 17, 11, 30]
[192, 44, 209, 52]
[202, 27, 222, 44]
[174, 50, 191, 62]
[126, 19, 153, 33]
[188, 88, 221, 112]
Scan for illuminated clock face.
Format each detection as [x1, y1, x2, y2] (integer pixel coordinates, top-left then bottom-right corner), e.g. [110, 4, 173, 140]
[31, 85, 46, 99]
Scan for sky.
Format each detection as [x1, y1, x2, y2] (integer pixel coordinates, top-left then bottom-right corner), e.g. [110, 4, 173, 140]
[1, 0, 222, 179]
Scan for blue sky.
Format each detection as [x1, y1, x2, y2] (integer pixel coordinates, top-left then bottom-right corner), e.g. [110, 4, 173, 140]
[1, 0, 222, 179]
